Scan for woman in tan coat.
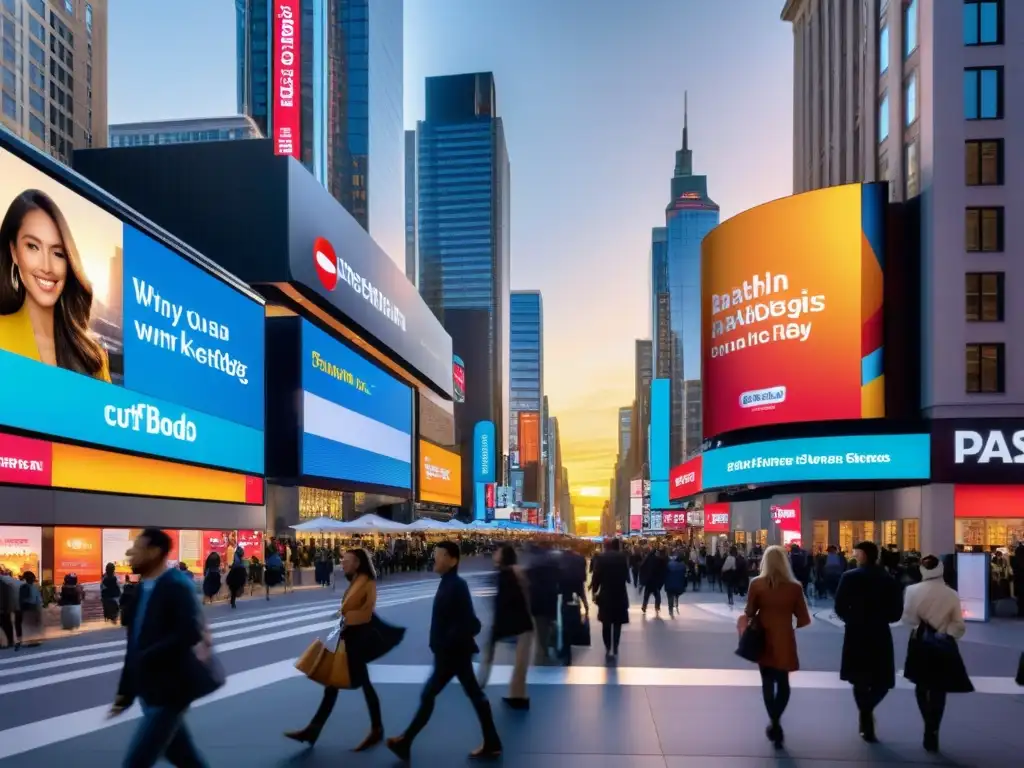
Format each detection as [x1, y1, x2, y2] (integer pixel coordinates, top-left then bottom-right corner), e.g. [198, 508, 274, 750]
[739, 544, 812, 748]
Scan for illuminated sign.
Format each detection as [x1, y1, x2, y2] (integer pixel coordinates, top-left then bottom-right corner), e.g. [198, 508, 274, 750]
[272, 0, 300, 157]
[453, 355, 465, 403]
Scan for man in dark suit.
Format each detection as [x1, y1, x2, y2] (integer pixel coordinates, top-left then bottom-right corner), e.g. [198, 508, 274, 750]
[387, 540, 502, 761]
[109, 528, 215, 767]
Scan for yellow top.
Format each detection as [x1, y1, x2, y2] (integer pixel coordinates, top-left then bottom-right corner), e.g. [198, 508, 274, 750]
[340, 574, 376, 627]
[0, 301, 111, 382]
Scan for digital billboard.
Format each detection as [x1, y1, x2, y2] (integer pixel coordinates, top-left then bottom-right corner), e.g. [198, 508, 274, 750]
[0, 148, 265, 475]
[770, 497, 803, 547]
[0, 525, 42, 578]
[272, 0, 300, 158]
[453, 355, 465, 403]
[701, 182, 886, 439]
[301, 320, 413, 490]
[669, 455, 702, 500]
[701, 433, 930, 491]
[473, 420, 495, 483]
[518, 411, 540, 465]
[704, 503, 731, 533]
[418, 440, 462, 506]
[0, 430, 263, 504]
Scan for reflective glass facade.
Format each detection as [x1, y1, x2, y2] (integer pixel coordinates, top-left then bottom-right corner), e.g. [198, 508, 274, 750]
[509, 291, 543, 455]
[404, 129, 417, 285]
[653, 104, 718, 466]
[418, 72, 511, 468]
[109, 116, 261, 147]
[618, 406, 632, 458]
[236, 0, 404, 262]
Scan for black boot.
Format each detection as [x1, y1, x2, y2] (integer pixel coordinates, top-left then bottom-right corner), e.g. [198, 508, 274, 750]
[858, 710, 878, 743]
[923, 730, 939, 753]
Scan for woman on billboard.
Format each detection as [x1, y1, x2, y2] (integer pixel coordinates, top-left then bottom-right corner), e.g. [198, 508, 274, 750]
[0, 189, 110, 381]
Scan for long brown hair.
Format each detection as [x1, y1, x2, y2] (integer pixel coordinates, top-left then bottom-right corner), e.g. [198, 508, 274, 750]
[0, 189, 106, 375]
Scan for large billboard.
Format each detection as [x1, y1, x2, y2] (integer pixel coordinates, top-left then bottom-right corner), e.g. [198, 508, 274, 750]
[301, 320, 413, 490]
[0, 147, 265, 475]
[473, 420, 495, 483]
[669, 455, 702, 501]
[453, 355, 465, 403]
[518, 411, 540, 465]
[701, 433, 930, 491]
[418, 440, 462, 506]
[701, 182, 886, 439]
[272, 0, 301, 158]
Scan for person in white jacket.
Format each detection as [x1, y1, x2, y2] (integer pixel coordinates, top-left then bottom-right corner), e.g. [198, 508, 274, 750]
[900, 555, 971, 753]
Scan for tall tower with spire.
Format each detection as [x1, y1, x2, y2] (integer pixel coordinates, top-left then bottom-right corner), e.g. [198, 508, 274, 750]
[651, 92, 719, 482]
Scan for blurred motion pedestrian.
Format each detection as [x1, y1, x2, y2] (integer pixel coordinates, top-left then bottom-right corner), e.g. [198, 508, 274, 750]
[664, 550, 687, 616]
[101, 562, 122, 624]
[201, 551, 221, 605]
[591, 538, 630, 659]
[478, 544, 534, 709]
[59, 573, 84, 630]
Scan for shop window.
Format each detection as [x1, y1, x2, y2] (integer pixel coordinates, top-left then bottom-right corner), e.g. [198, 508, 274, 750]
[755, 529, 767, 549]
[812, 520, 828, 554]
[839, 521, 876, 556]
[902, 519, 920, 552]
[882, 521, 899, 547]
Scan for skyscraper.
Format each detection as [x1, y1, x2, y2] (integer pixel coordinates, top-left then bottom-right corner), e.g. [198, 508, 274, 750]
[418, 72, 511, 473]
[633, 339, 653, 475]
[0, 0, 107, 164]
[404, 128, 417, 286]
[617, 406, 632, 460]
[509, 291, 543, 517]
[236, 0, 404, 261]
[653, 94, 719, 465]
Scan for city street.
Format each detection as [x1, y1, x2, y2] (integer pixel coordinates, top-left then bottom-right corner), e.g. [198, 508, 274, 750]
[1, 568, 1021, 766]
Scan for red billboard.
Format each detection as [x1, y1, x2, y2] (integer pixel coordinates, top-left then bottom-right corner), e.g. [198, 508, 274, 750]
[662, 511, 688, 531]
[272, 1, 300, 158]
[669, 455, 702, 501]
[518, 411, 540, 465]
[770, 498, 802, 546]
[485, 483, 496, 509]
[0, 432, 52, 487]
[704, 503, 731, 533]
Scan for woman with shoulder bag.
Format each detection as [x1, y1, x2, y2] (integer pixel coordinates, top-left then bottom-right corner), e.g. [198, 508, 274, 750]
[478, 544, 534, 709]
[285, 548, 404, 752]
[738, 545, 811, 748]
[901, 554, 973, 754]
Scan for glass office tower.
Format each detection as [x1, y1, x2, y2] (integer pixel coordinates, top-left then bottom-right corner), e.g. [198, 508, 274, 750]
[652, 96, 719, 465]
[509, 291, 543, 457]
[418, 72, 511, 471]
[404, 129, 417, 286]
[235, 0, 404, 261]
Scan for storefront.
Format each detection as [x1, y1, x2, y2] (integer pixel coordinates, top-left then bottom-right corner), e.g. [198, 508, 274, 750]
[0, 134, 267, 582]
[74, 138, 456, 530]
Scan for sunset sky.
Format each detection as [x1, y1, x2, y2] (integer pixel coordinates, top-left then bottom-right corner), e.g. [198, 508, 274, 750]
[108, 0, 794, 524]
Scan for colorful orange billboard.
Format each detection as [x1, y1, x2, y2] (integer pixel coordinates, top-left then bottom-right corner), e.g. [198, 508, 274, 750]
[518, 411, 540, 465]
[418, 440, 462, 506]
[701, 182, 886, 439]
[54, 527, 103, 584]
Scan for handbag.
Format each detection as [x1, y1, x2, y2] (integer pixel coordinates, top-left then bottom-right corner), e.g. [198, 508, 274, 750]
[735, 615, 765, 663]
[1016, 652, 1023, 687]
[185, 613, 226, 702]
[295, 626, 353, 689]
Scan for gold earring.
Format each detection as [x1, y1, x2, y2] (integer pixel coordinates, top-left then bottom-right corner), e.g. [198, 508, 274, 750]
[10, 263, 18, 291]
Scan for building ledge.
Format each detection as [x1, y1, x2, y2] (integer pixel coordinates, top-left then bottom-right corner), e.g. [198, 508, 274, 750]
[781, 0, 804, 22]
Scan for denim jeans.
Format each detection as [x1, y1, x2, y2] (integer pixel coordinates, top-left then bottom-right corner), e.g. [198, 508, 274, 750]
[123, 704, 207, 768]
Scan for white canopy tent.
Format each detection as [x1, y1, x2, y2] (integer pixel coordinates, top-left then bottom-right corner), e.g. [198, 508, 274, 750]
[406, 518, 450, 532]
[289, 517, 350, 533]
[341, 513, 408, 534]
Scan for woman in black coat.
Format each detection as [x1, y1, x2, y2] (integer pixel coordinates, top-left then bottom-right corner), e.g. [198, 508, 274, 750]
[479, 545, 535, 708]
[202, 551, 222, 604]
[833, 541, 904, 743]
[590, 538, 630, 659]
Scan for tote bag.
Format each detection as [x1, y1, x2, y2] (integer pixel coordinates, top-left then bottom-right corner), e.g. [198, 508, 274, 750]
[295, 625, 353, 689]
[735, 616, 765, 664]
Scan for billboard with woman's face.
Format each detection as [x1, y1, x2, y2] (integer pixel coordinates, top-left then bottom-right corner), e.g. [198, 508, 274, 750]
[0, 145, 266, 475]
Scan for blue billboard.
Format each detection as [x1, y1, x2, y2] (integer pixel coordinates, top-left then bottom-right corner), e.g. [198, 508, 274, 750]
[473, 420, 496, 483]
[650, 378, 670, 482]
[701, 433, 931, 490]
[0, 146, 264, 474]
[300, 320, 413, 489]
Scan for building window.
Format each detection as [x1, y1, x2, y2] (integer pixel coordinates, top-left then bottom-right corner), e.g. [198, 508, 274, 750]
[966, 207, 1003, 252]
[879, 24, 889, 73]
[965, 272, 1004, 321]
[904, 0, 919, 57]
[879, 94, 889, 142]
[29, 88, 44, 115]
[965, 343, 1005, 393]
[905, 140, 919, 197]
[964, 67, 1003, 119]
[964, 1, 1003, 46]
[29, 17, 46, 43]
[64, 0, 73, 14]
[904, 71, 917, 125]
[965, 139, 1003, 185]
[85, 4, 93, 33]
[1, 92, 15, 120]
[28, 0, 45, 17]
[29, 114, 45, 139]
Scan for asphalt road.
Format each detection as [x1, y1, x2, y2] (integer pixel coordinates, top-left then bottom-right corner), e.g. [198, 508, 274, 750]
[1, 568, 1021, 766]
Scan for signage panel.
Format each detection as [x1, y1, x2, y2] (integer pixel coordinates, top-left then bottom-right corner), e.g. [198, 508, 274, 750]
[301, 320, 413, 489]
[272, 0, 301, 158]
[669, 455, 702, 500]
[0, 525, 42, 577]
[0, 148, 265, 474]
[931, 419, 1024, 483]
[704, 503, 731, 533]
[702, 433, 930, 490]
[662, 511, 688, 531]
[770, 497, 803, 547]
[473, 421, 495, 483]
[629, 496, 642, 533]
[630, 479, 643, 498]
[453, 355, 465, 403]
[418, 440, 462, 506]
[518, 411, 540, 465]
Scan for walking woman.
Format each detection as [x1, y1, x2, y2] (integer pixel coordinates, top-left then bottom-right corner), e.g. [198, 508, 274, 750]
[285, 548, 404, 751]
[478, 544, 534, 709]
[100, 563, 121, 624]
[202, 551, 221, 605]
[591, 538, 630, 659]
[721, 546, 738, 606]
[225, 541, 247, 609]
[740, 545, 812, 747]
[901, 554, 973, 753]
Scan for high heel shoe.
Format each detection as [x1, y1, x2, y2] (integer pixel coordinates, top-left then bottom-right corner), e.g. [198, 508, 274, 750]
[283, 725, 321, 746]
[352, 727, 384, 752]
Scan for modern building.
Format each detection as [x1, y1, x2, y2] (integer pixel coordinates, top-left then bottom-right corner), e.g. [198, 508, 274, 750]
[235, 0, 404, 262]
[618, 406, 632, 460]
[109, 115, 261, 148]
[775, 0, 1024, 555]
[1, 0, 107, 164]
[509, 291, 543, 456]
[653, 96, 719, 465]
[404, 128, 417, 286]
[418, 72, 512, 478]
[633, 339, 653, 475]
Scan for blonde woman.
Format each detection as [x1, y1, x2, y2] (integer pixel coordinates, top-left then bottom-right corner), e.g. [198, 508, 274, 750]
[738, 544, 811, 748]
